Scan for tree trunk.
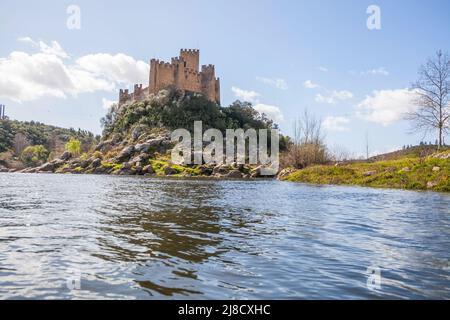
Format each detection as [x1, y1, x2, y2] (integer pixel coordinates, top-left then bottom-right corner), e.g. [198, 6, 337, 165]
[438, 126, 442, 150]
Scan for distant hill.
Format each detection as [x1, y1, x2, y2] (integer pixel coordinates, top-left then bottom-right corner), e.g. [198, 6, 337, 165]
[369, 145, 450, 162]
[0, 119, 99, 169]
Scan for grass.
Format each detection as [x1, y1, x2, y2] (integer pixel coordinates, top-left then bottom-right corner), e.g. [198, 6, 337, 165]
[283, 156, 450, 192]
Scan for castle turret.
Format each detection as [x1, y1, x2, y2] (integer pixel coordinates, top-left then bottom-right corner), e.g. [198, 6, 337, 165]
[180, 49, 200, 71]
[119, 89, 129, 105]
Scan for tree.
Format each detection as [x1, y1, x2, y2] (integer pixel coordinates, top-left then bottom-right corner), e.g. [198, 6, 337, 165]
[21, 145, 49, 166]
[281, 110, 329, 169]
[65, 138, 81, 156]
[408, 50, 450, 149]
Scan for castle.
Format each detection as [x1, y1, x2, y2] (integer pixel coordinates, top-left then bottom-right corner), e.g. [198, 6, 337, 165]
[119, 49, 220, 105]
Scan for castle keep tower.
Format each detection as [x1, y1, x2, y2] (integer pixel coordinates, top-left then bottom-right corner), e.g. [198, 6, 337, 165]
[120, 49, 220, 106]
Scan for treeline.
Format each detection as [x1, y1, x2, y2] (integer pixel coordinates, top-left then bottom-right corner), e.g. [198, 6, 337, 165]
[0, 119, 99, 164]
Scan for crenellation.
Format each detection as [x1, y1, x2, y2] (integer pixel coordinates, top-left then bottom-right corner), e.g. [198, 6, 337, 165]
[120, 49, 220, 106]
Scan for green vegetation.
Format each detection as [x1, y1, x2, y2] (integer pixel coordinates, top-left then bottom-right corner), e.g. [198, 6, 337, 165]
[65, 138, 82, 156]
[0, 119, 99, 170]
[101, 89, 288, 150]
[20, 145, 49, 166]
[283, 155, 450, 192]
[149, 159, 201, 176]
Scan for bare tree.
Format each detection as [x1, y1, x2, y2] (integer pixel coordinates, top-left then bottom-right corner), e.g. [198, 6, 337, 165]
[282, 110, 329, 168]
[408, 50, 450, 149]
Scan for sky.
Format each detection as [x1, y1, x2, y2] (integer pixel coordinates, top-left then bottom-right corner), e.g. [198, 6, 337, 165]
[1, 0, 449, 157]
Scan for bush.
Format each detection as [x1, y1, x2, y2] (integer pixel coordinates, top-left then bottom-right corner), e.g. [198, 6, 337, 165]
[65, 138, 81, 156]
[20, 145, 49, 166]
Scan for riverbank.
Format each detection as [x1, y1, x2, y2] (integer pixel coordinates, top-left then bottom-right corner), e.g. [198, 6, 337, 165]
[281, 151, 450, 192]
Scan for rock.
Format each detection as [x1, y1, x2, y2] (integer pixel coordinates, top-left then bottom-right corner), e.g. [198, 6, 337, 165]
[276, 168, 296, 180]
[135, 165, 143, 175]
[146, 138, 165, 147]
[226, 170, 243, 179]
[427, 181, 437, 189]
[164, 166, 178, 175]
[432, 166, 440, 172]
[93, 166, 107, 174]
[115, 146, 135, 162]
[142, 165, 155, 175]
[122, 162, 132, 170]
[198, 165, 213, 176]
[213, 164, 231, 175]
[91, 158, 102, 168]
[80, 160, 91, 168]
[401, 167, 411, 172]
[251, 165, 278, 177]
[130, 154, 150, 165]
[59, 151, 72, 161]
[363, 170, 377, 177]
[134, 143, 151, 153]
[38, 162, 55, 172]
[94, 140, 114, 153]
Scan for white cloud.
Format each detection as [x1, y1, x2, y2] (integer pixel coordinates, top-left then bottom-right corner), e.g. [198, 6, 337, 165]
[303, 80, 319, 89]
[356, 88, 418, 126]
[254, 103, 284, 123]
[256, 77, 288, 90]
[231, 86, 260, 103]
[318, 66, 328, 72]
[315, 90, 354, 104]
[18, 37, 69, 59]
[76, 53, 149, 85]
[322, 116, 350, 132]
[0, 38, 149, 103]
[360, 67, 389, 76]
[102, 98, 116, 110]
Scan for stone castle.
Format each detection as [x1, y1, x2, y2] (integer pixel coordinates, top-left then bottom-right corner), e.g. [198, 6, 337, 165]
[119, 49, 220, 105]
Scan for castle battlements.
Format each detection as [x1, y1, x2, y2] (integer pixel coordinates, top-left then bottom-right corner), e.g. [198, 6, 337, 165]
[119, 49, 220, 106]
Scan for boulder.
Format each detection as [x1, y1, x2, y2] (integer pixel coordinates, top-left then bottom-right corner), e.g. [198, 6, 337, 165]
[251, 165, 278, 178]
[427, 181, 437, 189]
[198, 165, 213, 176]
[142, 165, 155, 175]
[91, 158, 102, 168]
[363, 170, 377, 177]
[38, 162, 55, 172]
[432, 166, 441, 172]
[146, 138, 165, 147]
[213, 164, 231, 175]
[134, 143, 151, 153]
[115, 146, 135, 162]
[94, 140, 114, 153]
[401, 167, 411, 172]
[226, 170, 243, 179]
[164, 166, 178, 175]
[80, 160, 91, 168]
[59, 151, 72, 161]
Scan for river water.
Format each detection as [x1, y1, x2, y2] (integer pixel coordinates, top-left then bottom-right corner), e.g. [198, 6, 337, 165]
[0, 173, 449, 299]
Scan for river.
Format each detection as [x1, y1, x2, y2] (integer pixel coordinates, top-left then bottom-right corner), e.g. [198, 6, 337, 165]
[0, 173, 449, 299]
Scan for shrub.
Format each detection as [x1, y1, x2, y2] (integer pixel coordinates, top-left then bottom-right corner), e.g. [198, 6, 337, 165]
[20, 145, 49, 166]
[65, 138, 81, 156]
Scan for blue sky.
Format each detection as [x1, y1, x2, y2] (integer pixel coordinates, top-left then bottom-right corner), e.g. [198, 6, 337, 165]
[1, 0, 449, 156]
